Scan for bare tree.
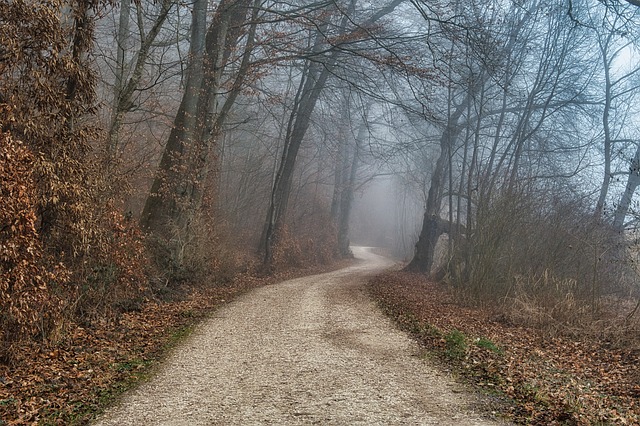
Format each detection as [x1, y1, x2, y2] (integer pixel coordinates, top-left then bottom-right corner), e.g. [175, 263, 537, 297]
[140, 0, 258, 270]
[613, 144, 640, 229]
[107, 0, 176, 158]
[261, 0, 406, 265]
[330, 96, 369, 256]
[590, 5, 640, 219]
[406, 0, 595, 273]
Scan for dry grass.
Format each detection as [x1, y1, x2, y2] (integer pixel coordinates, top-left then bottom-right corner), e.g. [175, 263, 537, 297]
[436, 190, 640, 346]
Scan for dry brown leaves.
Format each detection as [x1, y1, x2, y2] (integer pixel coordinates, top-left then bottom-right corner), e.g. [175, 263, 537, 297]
[0, 284, 238, 425]
[368, 271, 640, 425]
[0, 259, 352, 426]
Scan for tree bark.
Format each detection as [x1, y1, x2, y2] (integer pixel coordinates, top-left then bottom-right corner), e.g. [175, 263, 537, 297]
[613, 145, 640, 231]
[140, 0, 253, 268]
[330, 123, 349, 222]
[261, 52, 334, 264]
[140, 0, 208, 238]
[595, 47, 613, 219]
[108, 0, 131, 154]
[405, 98, 468, 273]
[337, 129, 361, 257]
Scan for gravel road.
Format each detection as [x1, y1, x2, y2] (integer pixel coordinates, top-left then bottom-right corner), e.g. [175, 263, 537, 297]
[93, 247, 504, 425]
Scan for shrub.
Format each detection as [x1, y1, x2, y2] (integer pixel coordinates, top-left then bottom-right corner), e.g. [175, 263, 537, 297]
[176, 212, 247, 285]
[270, 204, 340, 272]
[0, 134, 68, 361]
[442, 187, 635, 337]
[0, 1, 150, 359]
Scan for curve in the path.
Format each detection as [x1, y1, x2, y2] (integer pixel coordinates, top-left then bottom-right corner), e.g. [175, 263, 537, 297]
[93, 247, 504, 425]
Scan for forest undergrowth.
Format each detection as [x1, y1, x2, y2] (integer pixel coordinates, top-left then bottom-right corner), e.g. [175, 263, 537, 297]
[368, 271, 640, 425]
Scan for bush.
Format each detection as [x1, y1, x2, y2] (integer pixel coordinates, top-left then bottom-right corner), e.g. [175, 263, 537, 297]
[270, 207, 339, 272]
[176, 212, 247, 286]
[0, 1, 150, 360]
[0, 134, 67, 361]
[71, 209, 149, 320]
[442, 187, 636, 337]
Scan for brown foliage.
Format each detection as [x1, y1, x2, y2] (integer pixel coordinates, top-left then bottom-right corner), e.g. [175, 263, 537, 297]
[271, 210, 339, 272]
[0, 133, 67, 359]
[71, 210, 148, 320]
[0, 0, 148, 358]
[0, 276, 260, 425]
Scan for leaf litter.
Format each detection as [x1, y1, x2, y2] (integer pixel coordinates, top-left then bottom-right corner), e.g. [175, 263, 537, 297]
[368, 271, 639, 425]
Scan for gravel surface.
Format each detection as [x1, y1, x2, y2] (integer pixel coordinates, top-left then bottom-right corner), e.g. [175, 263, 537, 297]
[93, 247, 505, 425]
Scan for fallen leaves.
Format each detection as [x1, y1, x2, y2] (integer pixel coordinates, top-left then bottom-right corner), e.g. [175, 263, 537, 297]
[368, 271, 640, 425]
[0, 260, 352, 425]
[0, 281, 248, 424]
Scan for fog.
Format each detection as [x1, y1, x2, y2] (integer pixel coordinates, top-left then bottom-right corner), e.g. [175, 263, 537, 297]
[349, 177, 422, 260]
[7, 1, 640, 421]
[10, 0, 640, 295]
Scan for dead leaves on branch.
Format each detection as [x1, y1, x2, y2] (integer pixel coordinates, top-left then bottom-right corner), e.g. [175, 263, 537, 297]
[0, 133, 67, 354]
[0, 0, 150, 363]
[368, 272, 640, 425]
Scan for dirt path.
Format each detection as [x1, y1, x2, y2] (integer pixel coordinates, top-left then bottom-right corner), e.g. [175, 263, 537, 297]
[93, 247, 504, 425]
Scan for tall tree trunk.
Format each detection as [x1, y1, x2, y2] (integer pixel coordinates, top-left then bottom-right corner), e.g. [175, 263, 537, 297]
[464, 84, 484, 281]
[108, 0, 131, 155]
[331, 100, 352, 222]
[405, 98, 469, 273]
[140, 0, 253, 269]
[595, 65, 613, 219]
[613, 144, 640, 231]
[140, 0, 208, 238]
[336, 127, 361, 257]
[260, 12, 345, 264]
[187, 0, 259, 218]
[261, 54, 334, 264]
[330, 140, 348, 222]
